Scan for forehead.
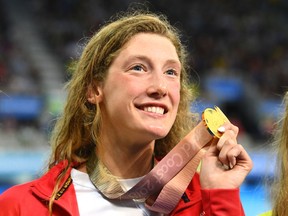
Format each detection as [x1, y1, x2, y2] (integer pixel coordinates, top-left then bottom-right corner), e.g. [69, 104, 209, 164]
[118, 33, 180, 62]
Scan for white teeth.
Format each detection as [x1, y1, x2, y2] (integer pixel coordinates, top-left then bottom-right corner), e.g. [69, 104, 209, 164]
[144, 106, 164, 114]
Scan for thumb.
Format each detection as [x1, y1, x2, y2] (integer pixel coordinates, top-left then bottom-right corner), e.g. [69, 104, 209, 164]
[205, 125, 225, 155]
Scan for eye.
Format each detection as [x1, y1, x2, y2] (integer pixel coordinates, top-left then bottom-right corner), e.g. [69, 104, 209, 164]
[165, 69, 178, 76]
[131, 64, 145, 72]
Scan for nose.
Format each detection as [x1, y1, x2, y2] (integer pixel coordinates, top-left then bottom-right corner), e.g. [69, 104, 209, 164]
[146, 74, 168, 99]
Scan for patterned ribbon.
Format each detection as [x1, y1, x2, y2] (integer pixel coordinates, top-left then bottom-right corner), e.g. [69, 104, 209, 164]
[86, 121, 213, 214]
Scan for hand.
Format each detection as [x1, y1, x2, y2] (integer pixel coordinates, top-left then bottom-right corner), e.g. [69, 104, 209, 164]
[199, 122, 253, 189]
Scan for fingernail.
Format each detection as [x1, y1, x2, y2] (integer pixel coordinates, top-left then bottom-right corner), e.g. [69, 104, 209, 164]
[218, 126, 225, 133]
[229, 162, 234, 169]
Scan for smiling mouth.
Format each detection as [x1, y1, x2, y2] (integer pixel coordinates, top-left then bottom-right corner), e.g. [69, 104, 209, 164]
[136, 103, 168, 115]
[143, 106, 165, 115]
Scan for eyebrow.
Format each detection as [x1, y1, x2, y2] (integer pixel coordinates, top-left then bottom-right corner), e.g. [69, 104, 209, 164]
[125, 55, 181, 68]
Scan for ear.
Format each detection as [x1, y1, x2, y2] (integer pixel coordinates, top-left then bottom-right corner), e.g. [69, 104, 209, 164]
[87, 83, 103, 104]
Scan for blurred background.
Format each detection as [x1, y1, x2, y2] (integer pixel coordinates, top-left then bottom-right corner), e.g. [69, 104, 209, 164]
[0, 0, 287, 215]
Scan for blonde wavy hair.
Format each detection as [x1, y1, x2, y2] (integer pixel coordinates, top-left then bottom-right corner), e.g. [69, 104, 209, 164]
[271, 91, 288, 216]
[47, 9, 196, 214]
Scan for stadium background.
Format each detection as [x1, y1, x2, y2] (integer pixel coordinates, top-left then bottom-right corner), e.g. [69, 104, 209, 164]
[1, 0, 287, 215]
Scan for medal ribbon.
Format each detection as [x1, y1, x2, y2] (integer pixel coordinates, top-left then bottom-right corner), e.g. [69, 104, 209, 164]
[86, 106, 228, 214]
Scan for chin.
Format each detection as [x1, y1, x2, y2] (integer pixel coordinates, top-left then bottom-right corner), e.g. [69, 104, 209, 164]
[148, 126, 169, 138]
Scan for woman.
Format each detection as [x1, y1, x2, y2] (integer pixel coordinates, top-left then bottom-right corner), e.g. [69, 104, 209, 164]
[0, 9, 253, 216]
[265, 91, 288, 216]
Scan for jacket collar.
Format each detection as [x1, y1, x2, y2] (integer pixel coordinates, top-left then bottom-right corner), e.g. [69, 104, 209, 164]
[30, 160, 80, 216]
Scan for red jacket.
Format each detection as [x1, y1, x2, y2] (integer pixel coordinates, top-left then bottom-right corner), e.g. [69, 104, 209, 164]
[0, 160, 244, 216]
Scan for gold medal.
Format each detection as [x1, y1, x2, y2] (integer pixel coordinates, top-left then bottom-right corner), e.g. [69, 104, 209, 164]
[202, 106, 229, 138]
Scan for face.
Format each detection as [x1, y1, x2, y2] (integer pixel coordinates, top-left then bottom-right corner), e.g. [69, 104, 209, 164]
[97, 33, 181, 145]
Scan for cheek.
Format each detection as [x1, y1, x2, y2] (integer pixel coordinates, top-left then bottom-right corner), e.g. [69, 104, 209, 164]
[170, 83, 181, 105]
[121, 77, 146, 97]
[104, 76, 141, 103]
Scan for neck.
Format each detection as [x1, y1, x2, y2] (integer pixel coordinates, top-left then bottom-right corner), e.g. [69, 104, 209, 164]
[97, 141, 155, 178]
[79, 139, 155, 179]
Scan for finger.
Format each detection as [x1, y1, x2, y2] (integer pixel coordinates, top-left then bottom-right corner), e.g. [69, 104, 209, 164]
[215, 122, 238, 148]
[218, 136, 237, 166]
[222, 122, 239, 135]
[216, 129, 237, 152]
[226, 144, 253, 171]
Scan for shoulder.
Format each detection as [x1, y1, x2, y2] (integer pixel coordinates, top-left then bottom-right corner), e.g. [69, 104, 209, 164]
[0, 181, 34, 200]
[0, 161, 70, 204]
[0, 161, 75, 215]
[0, 181, 35, 213]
